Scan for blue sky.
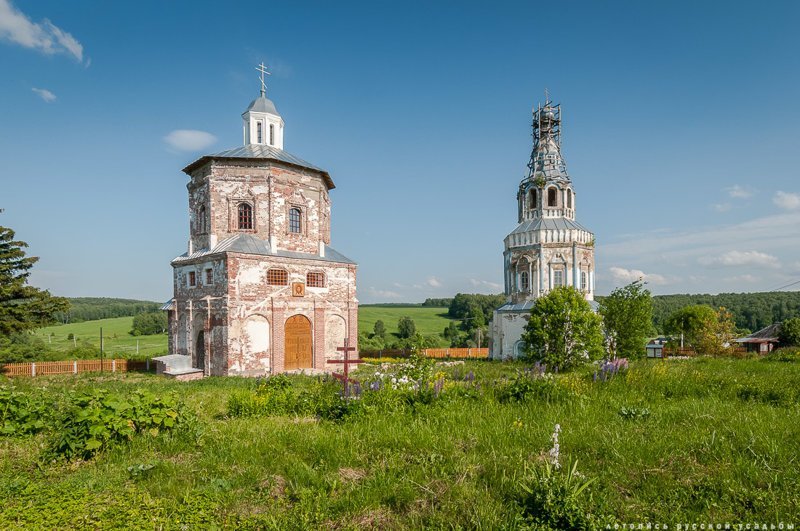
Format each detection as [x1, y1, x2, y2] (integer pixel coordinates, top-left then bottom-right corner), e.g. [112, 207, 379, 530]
[2, 0, 800, 303]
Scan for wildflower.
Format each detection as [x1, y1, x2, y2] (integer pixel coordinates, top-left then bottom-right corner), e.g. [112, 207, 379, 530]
[548, 423, 561, 469]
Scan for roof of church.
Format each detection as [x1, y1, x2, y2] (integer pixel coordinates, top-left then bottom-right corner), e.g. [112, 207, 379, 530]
[171, 233, 356, 265]
[509, 217, 592, 235]
[244, 95, 280, 116]
[182, 144, 335, 189]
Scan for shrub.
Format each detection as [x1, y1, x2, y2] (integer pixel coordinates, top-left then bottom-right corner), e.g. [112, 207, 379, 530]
[762, 347, 800, 363]
[779, 318, 800, 347]
[0, 385, 49, 436]
[46, 389, 194, 461]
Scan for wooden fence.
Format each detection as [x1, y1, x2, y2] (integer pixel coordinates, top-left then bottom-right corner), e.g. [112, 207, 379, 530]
[360, 348, 489, 359]
[1, 359, 153, 377]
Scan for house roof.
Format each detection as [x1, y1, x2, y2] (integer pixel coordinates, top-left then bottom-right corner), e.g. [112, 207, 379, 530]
[734, 322, 782, 343]
[182, 144, 334, 189]
[171, 233, 356, 266]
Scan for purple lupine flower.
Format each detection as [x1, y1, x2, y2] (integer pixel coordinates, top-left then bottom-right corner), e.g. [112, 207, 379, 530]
[593, 371, 597, 382]
[352, 381, 362, 398]
[433, 377, 444, 397]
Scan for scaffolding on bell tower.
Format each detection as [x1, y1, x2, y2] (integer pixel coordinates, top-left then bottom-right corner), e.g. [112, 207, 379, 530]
[526, 92, 569, 183]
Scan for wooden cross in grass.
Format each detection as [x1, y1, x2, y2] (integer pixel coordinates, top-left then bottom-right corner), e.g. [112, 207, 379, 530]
[327, 337, 362, 399]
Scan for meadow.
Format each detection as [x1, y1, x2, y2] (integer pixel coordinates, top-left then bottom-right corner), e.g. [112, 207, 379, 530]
[357, 306, 454, 338]
[1, 356, 798, 529]
[32, 316, 168, 358]
[27, 306, 455, 361]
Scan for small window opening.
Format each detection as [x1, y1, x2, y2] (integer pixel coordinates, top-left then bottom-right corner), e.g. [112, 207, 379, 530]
[267, 269, 288, 286]
[269, 124, 274, 145]
[567, 189, 573, 209]
[581, 271, 587, 291]
[205, 268, 213, 285]
[547, 188, 557, 207]
[188, 271, 197, 287]
[238, 203, 253, 230]
[307, 272, 325, 287]
[257, 122, 263, 143]
[198, 205, 206, 234]
[520, 271, 529, 292]
[529, 189, 537, 210]
[553, 269, 563, 288]
[289, 207, 301, 233]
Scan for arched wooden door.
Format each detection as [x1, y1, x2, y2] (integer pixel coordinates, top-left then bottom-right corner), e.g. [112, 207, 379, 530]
[284, 315, 312, 370]
[196, 331, 205, 370]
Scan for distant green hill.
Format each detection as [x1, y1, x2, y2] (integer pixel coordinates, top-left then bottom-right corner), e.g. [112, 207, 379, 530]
[54, 298, 161, 323]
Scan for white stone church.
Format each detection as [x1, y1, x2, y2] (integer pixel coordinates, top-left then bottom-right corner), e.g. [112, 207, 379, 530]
[490, 96, 596, 359]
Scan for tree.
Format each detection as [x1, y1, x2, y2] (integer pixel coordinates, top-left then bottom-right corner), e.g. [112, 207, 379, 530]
[397, 316, 416, 339]
[599, 280, 653, 359]
[779, 317, 800, 347]
[373, 319, 386, 339]
[664, 305, 717, 347]
[0, 226, 69, 335]
[521, 286, 604, 370]
[130, 311, 168, 336]
[664, 305, 736, 355]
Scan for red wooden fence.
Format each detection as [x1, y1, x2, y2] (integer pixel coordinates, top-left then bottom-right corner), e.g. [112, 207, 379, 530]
[1, 359, 152, 377]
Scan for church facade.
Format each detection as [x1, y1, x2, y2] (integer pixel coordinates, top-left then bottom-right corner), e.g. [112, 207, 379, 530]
[164, 76, 358, 376]
[490, 96, 595, 359]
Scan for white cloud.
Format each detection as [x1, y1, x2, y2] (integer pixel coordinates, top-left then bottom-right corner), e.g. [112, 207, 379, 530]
[31, 87, 55, 102]
[469, 278, 503, 290]
[723, 274, 758, 283]
[698, 250, 780, 269]
[609, 266, 668, 285]
[367, 287, 401, 299]
[712, 203, 731, 213]
[773, 191, 800, 211]
[0, 0, 84, 62]
[726, 185, 753, 199]
[426, 277, 441, 288]
[163, 130, 217, 152]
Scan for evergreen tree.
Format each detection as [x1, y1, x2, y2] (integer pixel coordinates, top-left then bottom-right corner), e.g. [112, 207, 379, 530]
[522, 286, 604, 370]
[599, 280, 653, 359]
[0, 226, 69, 335]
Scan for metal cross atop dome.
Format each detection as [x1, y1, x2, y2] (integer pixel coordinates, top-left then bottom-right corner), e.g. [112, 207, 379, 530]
[256, 62, 271, 97]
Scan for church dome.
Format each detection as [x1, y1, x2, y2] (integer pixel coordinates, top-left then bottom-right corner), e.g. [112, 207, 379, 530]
[245, 96, 280, 116]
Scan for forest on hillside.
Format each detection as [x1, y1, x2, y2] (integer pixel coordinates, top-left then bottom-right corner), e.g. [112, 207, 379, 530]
[53, 298, 161, 323]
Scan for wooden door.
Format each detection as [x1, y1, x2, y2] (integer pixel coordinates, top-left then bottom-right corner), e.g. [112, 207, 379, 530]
[284, 315, 312, 370]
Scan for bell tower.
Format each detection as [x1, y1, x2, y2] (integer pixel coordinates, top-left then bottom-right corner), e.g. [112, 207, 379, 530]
[242, 62, 285, 149]
[491, 93, 596, 359]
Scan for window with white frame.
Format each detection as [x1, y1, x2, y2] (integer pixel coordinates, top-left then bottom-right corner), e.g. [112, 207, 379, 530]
[553, 269, 563, 288]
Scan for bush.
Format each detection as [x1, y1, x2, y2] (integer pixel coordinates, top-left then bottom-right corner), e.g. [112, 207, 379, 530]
[0, 385, 49, 436]
[46, 389, 194, 461]
[762, 347, 800, 362]
[779, 317, 800, 347]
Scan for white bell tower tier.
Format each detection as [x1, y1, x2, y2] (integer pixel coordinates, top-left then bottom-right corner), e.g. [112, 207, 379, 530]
[242, 63, 285, 149]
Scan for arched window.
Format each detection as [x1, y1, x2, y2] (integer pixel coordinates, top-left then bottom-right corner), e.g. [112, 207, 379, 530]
[238, 203, 253, 230]
[289, 207, 301, 233]
[257, 122, 263, 144]
[529, 189, 537, 210]
[198, 205, 206, 234]
[547, 188, 558, 207]
[520, 271, 529, 292]
[269, 124, 274, 145]
[567, 189, 573, 209]
[581, 271, 588, 292]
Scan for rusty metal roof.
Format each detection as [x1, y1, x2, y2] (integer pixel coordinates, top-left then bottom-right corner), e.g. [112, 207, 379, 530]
[182, 144, 334, 189]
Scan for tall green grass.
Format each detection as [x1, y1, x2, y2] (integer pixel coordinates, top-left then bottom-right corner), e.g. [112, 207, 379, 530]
[1, 358, 798, 528]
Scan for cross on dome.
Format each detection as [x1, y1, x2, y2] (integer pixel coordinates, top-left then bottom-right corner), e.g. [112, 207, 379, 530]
[256, 62, 271, 97]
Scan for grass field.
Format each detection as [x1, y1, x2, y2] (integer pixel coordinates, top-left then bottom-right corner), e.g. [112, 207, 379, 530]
[357, 306, 454, 337]
[1, 356, 798, 528]
[28, 307, 456, 361]
[33, 317, 168, 358]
